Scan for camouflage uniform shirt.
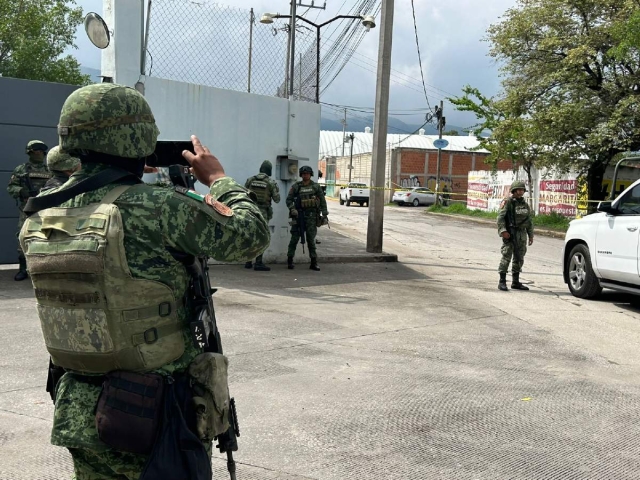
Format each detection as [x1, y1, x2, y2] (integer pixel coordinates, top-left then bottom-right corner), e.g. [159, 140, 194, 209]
[7, 159, 51, 251]
[41, 163, 269, 451]
[244, 172, 280, 221]
[497, 196, 533, 238]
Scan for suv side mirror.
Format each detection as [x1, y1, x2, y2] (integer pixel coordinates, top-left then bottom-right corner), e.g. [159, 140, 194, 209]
[597, 201, 617, 214]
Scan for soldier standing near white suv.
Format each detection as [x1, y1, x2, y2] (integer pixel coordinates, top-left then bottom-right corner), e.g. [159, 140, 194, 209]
[563, 178, 640, 298]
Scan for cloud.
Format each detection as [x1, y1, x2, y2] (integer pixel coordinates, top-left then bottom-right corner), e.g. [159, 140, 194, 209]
[70, 0, 517, 128]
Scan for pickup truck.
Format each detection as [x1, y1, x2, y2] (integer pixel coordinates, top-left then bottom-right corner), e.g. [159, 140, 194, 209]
[339, 182, 370, 207]
[563, 177, 640, 298]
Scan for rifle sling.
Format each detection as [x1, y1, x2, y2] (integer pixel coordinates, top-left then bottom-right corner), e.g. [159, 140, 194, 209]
[24, 168, 140, 215]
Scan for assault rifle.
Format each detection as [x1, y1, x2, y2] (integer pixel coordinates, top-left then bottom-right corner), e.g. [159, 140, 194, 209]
[293, 194, 307, 253]
[505, 199, 521, 266]
[167, 165, 240, 480]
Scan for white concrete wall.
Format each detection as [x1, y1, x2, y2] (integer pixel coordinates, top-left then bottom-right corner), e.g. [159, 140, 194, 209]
[102, 0, 321, 263]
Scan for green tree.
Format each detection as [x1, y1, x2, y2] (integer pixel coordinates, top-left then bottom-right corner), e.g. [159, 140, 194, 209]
[448, 86, 541, 196]
[442, 129, 460, 136]
[0, 0, 89, 85]
[486, 0, 640, 204]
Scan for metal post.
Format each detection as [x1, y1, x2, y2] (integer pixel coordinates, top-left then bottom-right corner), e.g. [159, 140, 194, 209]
[316, 26, 321, 103]
[299, 53, 302, 99]
[284, 24, 291, 98]
[289, 0, 297, 98]
[366, 0, 394, 253]
[140, 0, 152, 76]
[248, 8, 254, 93]
[435, 100, 443, 205]
[341, 108, 347, 157]
[348, 133, 354, 182]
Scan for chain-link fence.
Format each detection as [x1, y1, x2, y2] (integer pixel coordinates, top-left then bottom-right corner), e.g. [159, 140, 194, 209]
[145, 0, 319, 101]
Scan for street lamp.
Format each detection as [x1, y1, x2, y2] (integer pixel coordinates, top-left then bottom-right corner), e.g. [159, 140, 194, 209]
[260, 12, 376, 103]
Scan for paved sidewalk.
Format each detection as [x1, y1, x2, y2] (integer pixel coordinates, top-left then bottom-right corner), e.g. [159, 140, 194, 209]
[2, 226, 640, 478]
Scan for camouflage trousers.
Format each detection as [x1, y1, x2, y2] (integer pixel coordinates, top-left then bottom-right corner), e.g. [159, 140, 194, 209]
[68, 442, 213, 479]
[287, 211, 318, 258]
[68, 447, 147, 480]
[252, 206, 272, 263]
[498, 229, 528, 274]
[15, 210, 26, 257]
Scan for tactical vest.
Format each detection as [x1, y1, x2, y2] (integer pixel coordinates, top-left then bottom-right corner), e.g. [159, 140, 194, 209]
[247, 175, 271, 207]
[23, 165, 52, 196]
[19, 186, 185, 374]
[297, 184, 317, 209]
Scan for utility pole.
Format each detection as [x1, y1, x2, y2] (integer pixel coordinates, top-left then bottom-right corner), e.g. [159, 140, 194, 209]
[366, 0, 394, 253]
[435, 101, 445, 205]
[341, 108, 347, 157]
[288, 0, 297, 98]
[347, 133, 355, 182]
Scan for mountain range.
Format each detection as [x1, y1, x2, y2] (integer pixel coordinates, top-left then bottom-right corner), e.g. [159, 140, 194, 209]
[320, 114, 469, 135]
[81, 67, 468, 135]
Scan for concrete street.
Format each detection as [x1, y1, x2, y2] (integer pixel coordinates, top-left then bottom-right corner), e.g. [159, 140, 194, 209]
[1, 200, 640, 479]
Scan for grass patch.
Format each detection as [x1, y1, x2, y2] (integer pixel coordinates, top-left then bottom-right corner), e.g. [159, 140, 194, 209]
[428, 203, 571, 231]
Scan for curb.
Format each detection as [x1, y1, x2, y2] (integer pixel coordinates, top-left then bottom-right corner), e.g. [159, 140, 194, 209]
[425, 212, 566, 239]
[319, 253, 399, 263]
[212, 253, 398, 266]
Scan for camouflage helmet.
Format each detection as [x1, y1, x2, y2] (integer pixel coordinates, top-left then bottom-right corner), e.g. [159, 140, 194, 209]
[58, 83, 160, 158]
[46, 146, 81, 172]
[260, 160, 272, 176]
[510, 180, 527, 193]
[25, 140, 48, 153]
[299, 165, 313, 176]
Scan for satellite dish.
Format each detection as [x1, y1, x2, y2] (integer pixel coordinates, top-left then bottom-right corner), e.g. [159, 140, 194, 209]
[84, 12, 110, 49]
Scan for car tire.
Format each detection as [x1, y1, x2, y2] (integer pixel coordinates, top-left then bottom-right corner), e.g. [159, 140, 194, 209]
[567, 244, 602, 299]
[346, 200, 351, 207]
[339, 197, 344, 205]
[412, 198, 420, 207]
[398, 201, 404, 206]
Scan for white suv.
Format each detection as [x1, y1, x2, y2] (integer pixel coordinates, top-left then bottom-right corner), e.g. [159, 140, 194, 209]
[563, 178, 640, 298]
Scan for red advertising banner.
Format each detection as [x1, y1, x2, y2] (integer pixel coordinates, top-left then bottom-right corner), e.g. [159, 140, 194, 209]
[539, 180, 576, 217]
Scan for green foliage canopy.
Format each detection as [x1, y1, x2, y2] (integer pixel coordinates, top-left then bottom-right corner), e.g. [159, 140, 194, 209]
[0, 0, 89, 85]
[486, 0, 640, 177]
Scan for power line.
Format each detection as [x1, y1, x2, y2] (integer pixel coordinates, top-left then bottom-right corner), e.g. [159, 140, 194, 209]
[410, 0, 434, 114]
[322, 103, 428, 135]
[319, 35, 457, 101]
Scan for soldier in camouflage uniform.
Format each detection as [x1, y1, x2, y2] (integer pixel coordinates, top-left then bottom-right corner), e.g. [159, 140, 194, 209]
[41, 146, 81, 193]
[286, 165, 328, 271]
[18, 83, 269, 479]
[6, 140, 51, 280]
[244, 160, 281, 271]
[497, 180, 534, 291]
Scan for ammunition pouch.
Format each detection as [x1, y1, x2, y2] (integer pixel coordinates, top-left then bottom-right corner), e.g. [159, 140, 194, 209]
[300, 197, 316, 209]
[95, 371, 165, 455]
[188, 352, 231, 442]
[46, 358, 66, 404]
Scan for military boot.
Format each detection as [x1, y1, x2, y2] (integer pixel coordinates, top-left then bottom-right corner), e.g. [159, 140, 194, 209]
[498, 272, 508, 291]
[511, 273, 529, 291]
[310, 258, 320, 271]
[14, 256, 28, 282]
[244, 261, 253, 269]
[287, 256, 294, 270]
[254, 255, 270, 271]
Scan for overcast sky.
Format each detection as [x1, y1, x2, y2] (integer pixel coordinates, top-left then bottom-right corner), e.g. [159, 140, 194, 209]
[71, 0, 517, 130]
